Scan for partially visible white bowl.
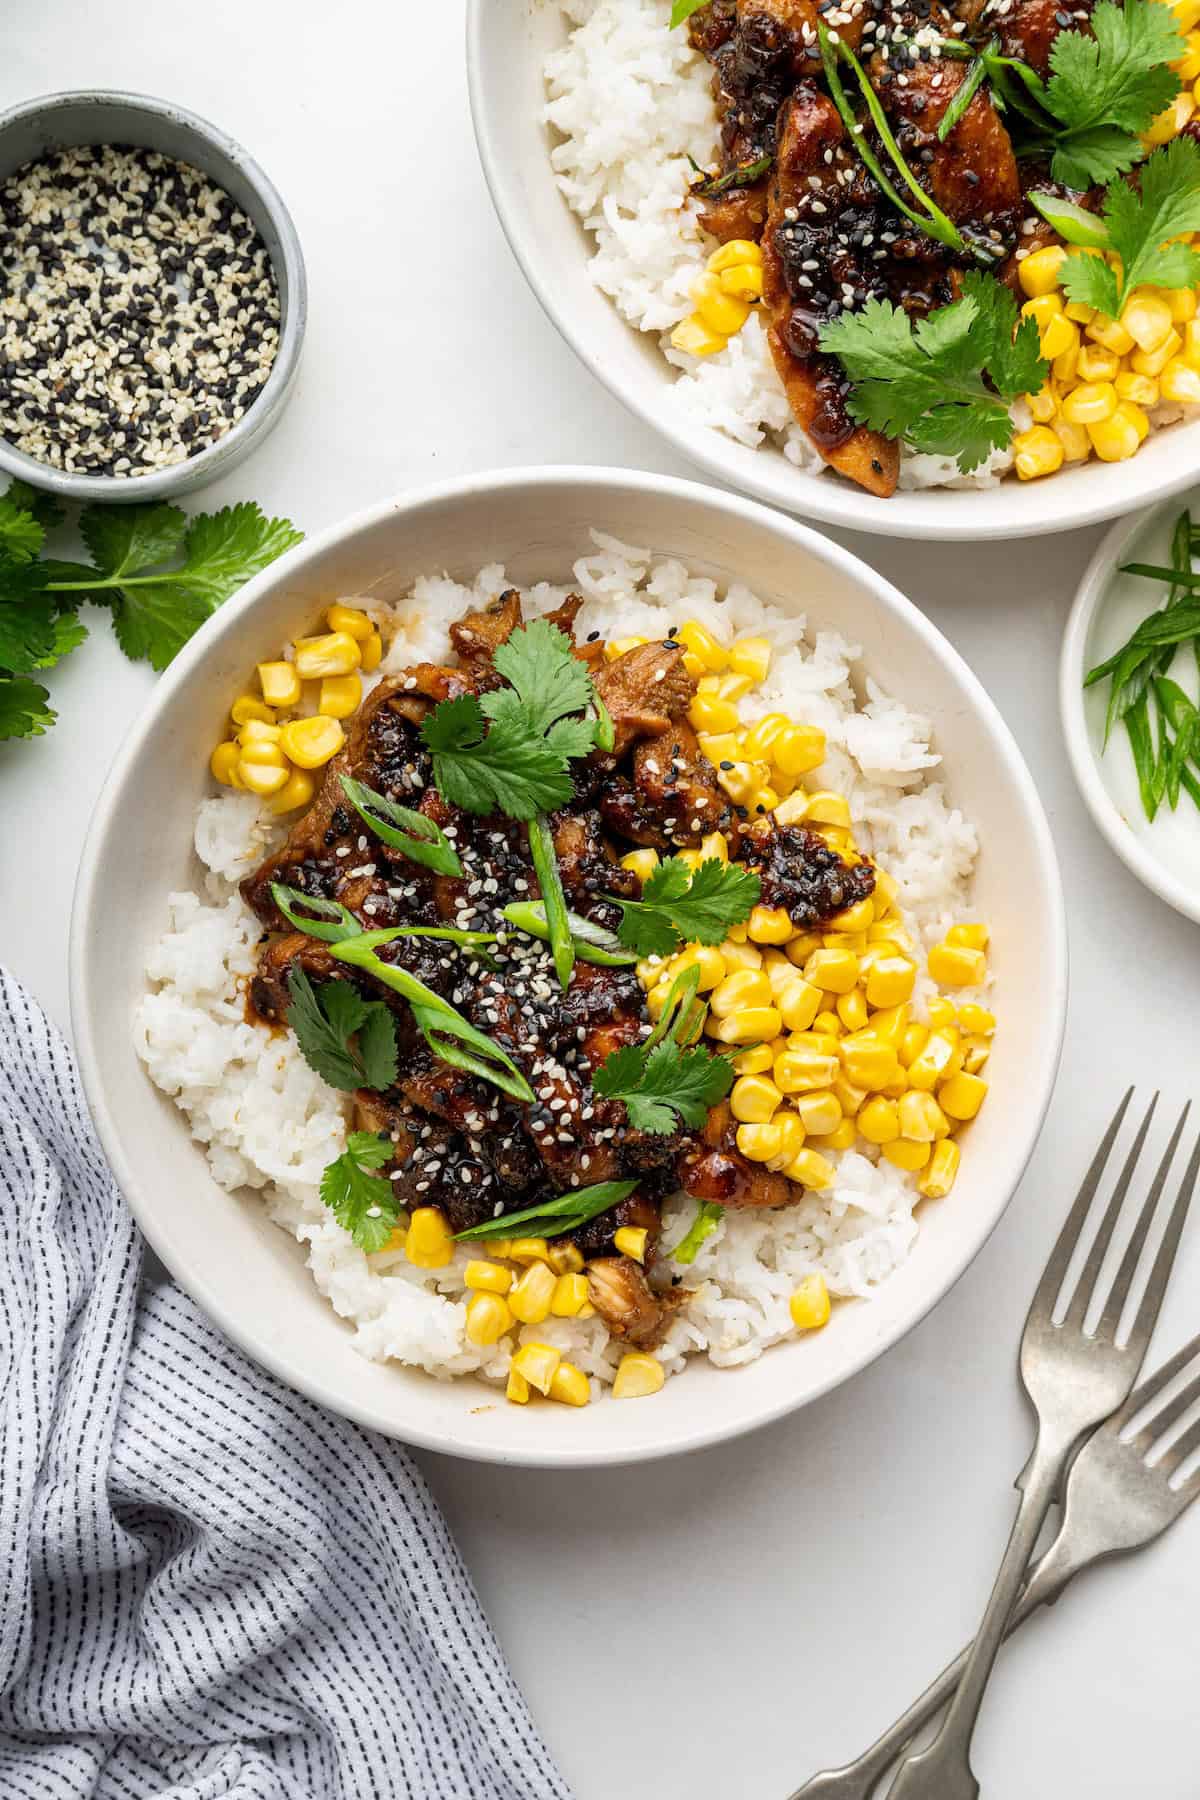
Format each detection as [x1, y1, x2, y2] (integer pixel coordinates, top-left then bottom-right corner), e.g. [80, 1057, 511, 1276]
[1061, 487, 1200, 925]
[70, 466, 1067, 1466]
[466, 0, 1200, 543]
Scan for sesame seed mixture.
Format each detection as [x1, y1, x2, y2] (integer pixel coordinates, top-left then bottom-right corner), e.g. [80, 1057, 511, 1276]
[0, 144, 280, 476]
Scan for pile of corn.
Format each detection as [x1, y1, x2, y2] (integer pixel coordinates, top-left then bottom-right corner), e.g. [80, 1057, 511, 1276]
[1013, 0, 1200, 479]
[208, 603, 383, 810]
[670, 239, 764, 359]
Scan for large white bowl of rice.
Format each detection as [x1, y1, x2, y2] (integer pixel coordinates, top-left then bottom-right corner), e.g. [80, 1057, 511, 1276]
[467, 0, 1200, 542]
[70, 467, 1066, 1465]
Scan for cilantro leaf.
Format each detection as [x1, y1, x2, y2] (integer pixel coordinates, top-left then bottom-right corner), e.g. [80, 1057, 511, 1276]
[1062, 139, 1200, 315]
[0, 495, 44, 564]
[5, 481, 64, 531]
[1044, 0, 1183, 186]
[422, 619, 603, 820]
[80, 502, 188, 577]
[320, 1131, 399, 1253]
[0, 675, 55, 740]
[0, 588, 57, 674]
[593, 1035, 734, 1133]
[286, 968, 399, 1093]
[35, 611, 88, 669]
[611, 855, 761, 956]
[820, 277, 1047, 473]
[107, 587, 211, 672]
[167, 503, 305, 606]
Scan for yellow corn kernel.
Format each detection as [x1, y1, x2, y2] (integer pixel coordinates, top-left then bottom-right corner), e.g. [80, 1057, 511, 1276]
[238, 718, 282, 748]
[747, 904, 793, 945]
[465, 1259, 513, 1295]
[1026, 385, 1058, 424]
[230, 693, 275, 727]
[719, 261, 764, 301]
[671, 313, 726, 357]
[870, 870, 898, 921]
[265, 767, 314, 814]
[767, 1111, 805, 1168]
[928, 942, 987, 987]
[675, 848, 704, 876]
[1052, 417, 1092, 462]
[1065, 299, 1095, 325]
[512, 1342, 561, 1395]
[699, 830, 730, 864]
[750, 784, 781, 816]
[666, 946, 725, 995]
[505, 1368, 530, 1405]
[813, 1118, 857, 1153]
[714, 759, 764, 805]
[604, 635, 649, 663]
[776, 978, 822, 1033]
[485, 1240, 513, 1261]
[1018, 244, 1067, 297]
[1076, 342, 1120, 383]
[677, 619, 728, 673]
[742, 712, 789, 759]
[1180, 29, 1200, 79]
[907, 1029, 962, 1092]
[465, 1292, 514, 1346]
[612, 1352, 665, 1399]
[238, 757, 290, 797]
[731, 1074, 783, 1124]
[698, 732, 741, 767]
[728, 636, 771, 682]
[858, 1096, 900, 1145]
[406, 1206, 452, 1269]
[927, 996, 957, 1029]
[210, 741, 241, 786]
[1086, 312, 1136, 356]
[293, 631, 362, 679]
[899, 1023, 930, 1068]
[836, 986, 869, 1033]
[839, 1040, 902, 1093]
[720, 938, 764, 971]
[508, 1237, 549, 1264]
[863, 955, 916, 1009]
[1052, 339, 1080, 385]
[1061, 381, 1118, 425]
[548, 1361, 591, 1407]
[946, 923, 989, 950]
[899, 1089, 950, 1141]
[547, 1241, 585, 1276]
[708, 1007, 782, 1045]
[919, 1138, 961, 1200]
[509, 1261, 556, 1325]
[774, 1049, 839, 1094]
[813, 1010, 843, 1039]
[1131, 328, 1183, 377]
[614, 1227, 648, 1264]
[691, 271, 752, 335]
[1088, 406, 1144, 461]
[360, 631, 383, 673]
[645, 979, 674, 1021]
[703, 668, 756, 702]
[866, 1003, 911, 1047]
[784, 932, 824, 968]
[805, 790, 852, 828]
[788, 1028, 841, 1055]
[1161, 355, 1200, 403]
[1115, 370, 1160, 407]
[317, 673, 362, 720]
[792, 1091, 842, 1136]
[323, 605, 370, 643]
[789, 1272, 831, 1330]
[962, 1034, 992, 1074]
[1167, 285, 1198, 322]
[832, 1074, 867, 1116]
[689, 694, 740, 735]
[882, 1138, 932, 1171]
[771, 792, 811, 828]
[958, 1002, 995, 1035]
[1173, 0, 1200, 29]
[732, 1042, 775, 1076]
[551, 1273, 590, 1318]
[803, 947, 859, 995]
[763, 949, 796, 995]
[1143, 90, 1195, 144]
[770, 723, 825, 778]
[1011, 424, 1061, 483]
[257, 660, 301, 708]
[823, 932, 868, 958]
[621, 848, 660, 884]
[279, 714, 346, 769]
[782, 1148, 835, 1189]
[939, 1071, 989, 1120]
[710, 968, 773, 1016]
[708, 237, 764, 273]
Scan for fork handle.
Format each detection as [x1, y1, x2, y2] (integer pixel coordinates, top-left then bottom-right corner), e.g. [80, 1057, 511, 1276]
[885, 1435, 1066, 1800]
[785, 1533, 1079, 1800]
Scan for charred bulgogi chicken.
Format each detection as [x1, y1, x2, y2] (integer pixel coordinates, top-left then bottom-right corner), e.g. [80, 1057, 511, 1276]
[240, 592, 874, 1345]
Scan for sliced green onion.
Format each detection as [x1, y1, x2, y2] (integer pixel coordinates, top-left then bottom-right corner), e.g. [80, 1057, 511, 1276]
[669, 0, 707, 26]
[641, 963, 704, 1055]
[339, 775, 464, 877]
[502, 900, 639, 966]
[692, 153, 772, 198]
[937, 39, 997, 142]
[591, 691, 615, 754]
[1028, 191, 1109, 249]
[270, 883, 364, 943]
[455, 1177, 640, 1242]
[528, 814, 574, 992]
[669, 1199, 724, 1265]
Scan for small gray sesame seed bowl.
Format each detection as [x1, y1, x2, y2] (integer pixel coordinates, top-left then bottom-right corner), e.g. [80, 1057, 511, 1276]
[0, 89, 307, 503]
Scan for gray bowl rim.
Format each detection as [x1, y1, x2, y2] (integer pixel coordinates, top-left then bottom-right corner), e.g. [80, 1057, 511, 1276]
[0, 87, 307, 503]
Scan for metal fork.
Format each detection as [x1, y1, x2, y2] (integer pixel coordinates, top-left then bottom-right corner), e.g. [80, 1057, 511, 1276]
[853, 1091, 1197, 1800]
[790, 1329, 1200, 1799]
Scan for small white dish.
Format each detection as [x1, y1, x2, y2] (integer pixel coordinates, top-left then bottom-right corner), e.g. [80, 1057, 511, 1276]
[71, 466, 1067, 1467]
[1062, 487, 1200, 926]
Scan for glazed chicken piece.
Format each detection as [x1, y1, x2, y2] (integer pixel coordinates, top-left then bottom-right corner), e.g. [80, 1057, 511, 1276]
[585, 1255, 673, 1347]
[591, 637, 696, 758]
[676, 1100, 794, 1208]
[993, 0, 1096, 74]
[599, 720, 740, 850]
[879, 59, 1023, 253]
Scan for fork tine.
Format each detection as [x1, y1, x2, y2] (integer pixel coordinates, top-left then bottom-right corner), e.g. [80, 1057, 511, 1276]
[1095, 1104, 1190, 1341]
[1122, 1118, 1200, 1359]
[1061, 1093, 1157, 1332]
[1109, 1331, 1200, 1441]
[1128, 1353, 1200, 1451]
[1028, 1087, 1134, 1325]
[1155, 1409, 1200, 1477]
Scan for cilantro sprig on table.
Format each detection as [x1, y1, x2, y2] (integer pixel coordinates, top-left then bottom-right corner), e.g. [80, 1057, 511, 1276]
[0, 480, 301, 742]
[819, 273, 1046, 474]
[607, 854, 761, 958]
[320, 1132, 401, 1254]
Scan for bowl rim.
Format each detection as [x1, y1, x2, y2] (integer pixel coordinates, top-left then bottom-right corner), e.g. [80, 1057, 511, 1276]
[463, 0, 1200, 545]
[69, 464, 1069, 1466]
[1060, 487, 1200, 926]
[0, 87, 307, 503]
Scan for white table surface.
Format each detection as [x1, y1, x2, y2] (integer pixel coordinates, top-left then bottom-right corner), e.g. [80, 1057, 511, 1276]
[5, 4, 1199, 1795]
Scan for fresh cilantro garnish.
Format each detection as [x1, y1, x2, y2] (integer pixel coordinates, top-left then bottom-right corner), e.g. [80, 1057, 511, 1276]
[0, 675, 56, 739]
[670, 1199, 724, 1265]
[819, 273, 1047, 473]
[609, 854, 761, 957]
[455, 1178, 641, 1243]
[286, 967, 399, 1093]
[1060, 139, 1200, 318]
[593, 1035, 734, 1133]
[320, 1132, 399, 1253]
[1039, 0, 1183, 188]
[421, 618, 603, 821]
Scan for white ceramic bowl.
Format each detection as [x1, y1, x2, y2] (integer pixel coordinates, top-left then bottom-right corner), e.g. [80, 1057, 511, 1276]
[70, 467, 1067, 1466]
[1061, 486, 1200, 925]
[466, 0, 1200, 543]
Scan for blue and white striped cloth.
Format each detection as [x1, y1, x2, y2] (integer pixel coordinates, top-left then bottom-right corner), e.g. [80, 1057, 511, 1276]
[0, 969, 572, 1800]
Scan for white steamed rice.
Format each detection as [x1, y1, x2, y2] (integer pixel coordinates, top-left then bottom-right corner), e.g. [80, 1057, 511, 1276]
[136, 533, 987, 1399]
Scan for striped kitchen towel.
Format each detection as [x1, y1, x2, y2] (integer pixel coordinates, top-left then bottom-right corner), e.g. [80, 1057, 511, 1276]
[0, 968, 572, 1800]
